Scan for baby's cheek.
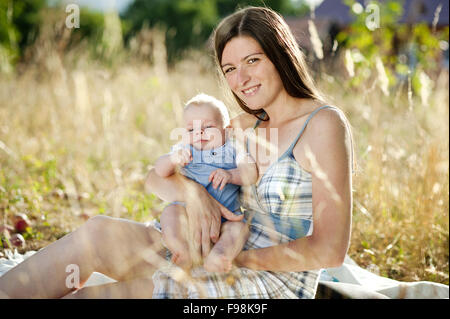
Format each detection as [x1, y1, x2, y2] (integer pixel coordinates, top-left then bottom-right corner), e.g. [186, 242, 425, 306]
[209, 129, 225, 143]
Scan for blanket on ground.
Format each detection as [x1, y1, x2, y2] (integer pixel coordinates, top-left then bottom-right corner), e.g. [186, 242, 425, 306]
[0, 249, 448, 299]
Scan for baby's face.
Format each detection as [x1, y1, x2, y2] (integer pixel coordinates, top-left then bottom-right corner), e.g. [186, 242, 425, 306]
[183, 104, 226, 150]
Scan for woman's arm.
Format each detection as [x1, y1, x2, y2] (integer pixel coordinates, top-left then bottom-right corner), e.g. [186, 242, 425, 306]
[145, 168, 188, 202]
[227, 161, 258, 186]
[233, 150, 258, 185]
[235, 108, 352, 271]
[154, 146, 193, 178]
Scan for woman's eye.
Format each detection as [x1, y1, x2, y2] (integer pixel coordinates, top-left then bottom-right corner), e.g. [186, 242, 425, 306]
[224, 67, 235, 74]
[248, 58, 259, 64]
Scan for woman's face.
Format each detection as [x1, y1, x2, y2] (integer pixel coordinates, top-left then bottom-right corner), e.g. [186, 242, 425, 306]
[220, 35, 285, 110]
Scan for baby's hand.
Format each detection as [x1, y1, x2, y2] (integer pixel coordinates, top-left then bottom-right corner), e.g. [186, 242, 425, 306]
[170, 148, 192, 167]
[209, 169, 232, 190]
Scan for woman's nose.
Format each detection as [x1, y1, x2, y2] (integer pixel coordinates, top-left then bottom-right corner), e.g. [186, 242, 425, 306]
[237, 66, 250, 87]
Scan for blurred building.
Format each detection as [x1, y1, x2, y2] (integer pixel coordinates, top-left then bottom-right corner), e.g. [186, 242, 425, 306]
[309, 0, 448, 27]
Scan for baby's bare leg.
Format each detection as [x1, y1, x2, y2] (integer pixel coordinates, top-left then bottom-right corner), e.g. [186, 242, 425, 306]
[204, 221, 249, 273]
[160, 204, 192, 270]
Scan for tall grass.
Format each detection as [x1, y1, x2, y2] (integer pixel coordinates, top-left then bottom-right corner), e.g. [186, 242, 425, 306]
[321, 67, 449, 284]
[0, 12, 448, 285]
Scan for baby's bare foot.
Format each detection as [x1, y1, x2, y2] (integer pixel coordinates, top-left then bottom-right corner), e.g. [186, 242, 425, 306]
[171, 251, 192, 270]
[204, 252, 233, 273]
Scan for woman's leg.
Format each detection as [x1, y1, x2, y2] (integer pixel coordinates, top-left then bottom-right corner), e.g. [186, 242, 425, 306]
[0, 215, 166, 298]
[62, 277, 155, 299]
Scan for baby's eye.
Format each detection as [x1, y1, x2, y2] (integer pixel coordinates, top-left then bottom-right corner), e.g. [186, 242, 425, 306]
[187, 128, 193, 132]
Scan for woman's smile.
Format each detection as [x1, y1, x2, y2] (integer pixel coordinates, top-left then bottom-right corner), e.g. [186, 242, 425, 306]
[242, 84, 261, 96]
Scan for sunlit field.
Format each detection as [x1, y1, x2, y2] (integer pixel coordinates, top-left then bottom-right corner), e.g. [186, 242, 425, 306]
[0, 12, 448, 286]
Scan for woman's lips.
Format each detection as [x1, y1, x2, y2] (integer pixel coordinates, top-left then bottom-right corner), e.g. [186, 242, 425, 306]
[241, 84, 260, 96]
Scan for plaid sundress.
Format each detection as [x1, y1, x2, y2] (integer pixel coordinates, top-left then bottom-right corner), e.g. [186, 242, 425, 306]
[151, 106, 335, 299]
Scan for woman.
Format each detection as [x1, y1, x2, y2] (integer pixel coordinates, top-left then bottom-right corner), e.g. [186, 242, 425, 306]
[0, 6, 352, 299]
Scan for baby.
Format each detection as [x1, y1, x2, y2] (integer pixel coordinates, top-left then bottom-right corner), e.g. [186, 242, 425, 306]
[154, 93, 258, 273]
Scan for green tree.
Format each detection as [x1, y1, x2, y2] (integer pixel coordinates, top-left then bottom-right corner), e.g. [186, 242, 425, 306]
[0, 0, 46, 71]
[216, 0, 308, 17]
[335, 0, 405, 88]
[336, 0, 448, 101]
[122, 0, 219, 61]
[122, 0, 309, 62]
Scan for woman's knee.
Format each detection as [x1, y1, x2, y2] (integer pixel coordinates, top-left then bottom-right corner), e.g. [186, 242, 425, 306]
[84, 215, 111, 233]
[78, 215, 121, 246]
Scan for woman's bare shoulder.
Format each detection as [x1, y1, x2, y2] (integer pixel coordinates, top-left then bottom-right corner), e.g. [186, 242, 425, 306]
[297, 106, 350, 152]
[230, 113, 257, 130]
[295, 105, 352, 172]
[306, 106, 349, 134]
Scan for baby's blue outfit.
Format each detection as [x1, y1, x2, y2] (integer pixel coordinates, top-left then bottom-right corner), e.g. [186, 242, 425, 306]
[169, 140, 241, 221]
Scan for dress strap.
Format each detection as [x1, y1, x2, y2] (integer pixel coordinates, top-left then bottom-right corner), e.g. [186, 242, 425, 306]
[253, 111, 268, 129]
[247, 106, 335, 155]
[253, 118, 262, 129]
[286, 105, 334, 154]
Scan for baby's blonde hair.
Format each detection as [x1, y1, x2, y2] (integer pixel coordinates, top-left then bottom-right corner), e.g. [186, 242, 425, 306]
[184, 93, 230, 127]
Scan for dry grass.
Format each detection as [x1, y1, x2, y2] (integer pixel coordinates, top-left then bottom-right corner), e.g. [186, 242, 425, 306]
[0, 18, 448, 286]
[323, 69, 449, 284]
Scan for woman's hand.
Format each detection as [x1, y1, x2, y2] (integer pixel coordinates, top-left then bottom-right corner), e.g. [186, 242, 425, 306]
[183, 182, 243, 264]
